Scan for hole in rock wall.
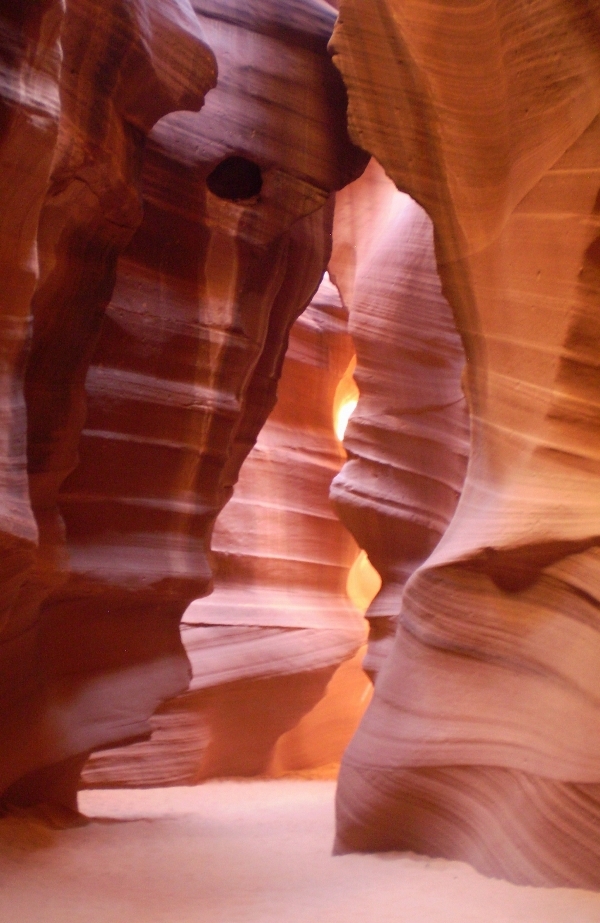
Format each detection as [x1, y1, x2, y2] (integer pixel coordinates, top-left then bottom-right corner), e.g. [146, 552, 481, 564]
[206, 156, 263, 201]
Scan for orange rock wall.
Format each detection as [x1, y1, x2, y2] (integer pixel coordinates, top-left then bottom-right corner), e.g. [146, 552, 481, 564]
[82, 277, 369, 786]
[332, 0, 600, 888]
[0, 0, 216, 811]
[0, 0, 365, 810]
[329, 159, 469, 677]
[4, 0, 600, 889]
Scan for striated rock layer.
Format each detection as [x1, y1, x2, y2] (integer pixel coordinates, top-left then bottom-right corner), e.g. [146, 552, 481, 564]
[332, 0, 600, 887]
[0, 0, 64, 754]
[329, 158, 469, 678]
[0, 0, 365, 809]
[0, 0, 216, 811]
[83, 276, 369, 787]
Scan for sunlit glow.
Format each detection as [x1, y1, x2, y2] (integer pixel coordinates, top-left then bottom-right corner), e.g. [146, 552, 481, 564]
[346, 549, 382, 614]
[333, 356, 359, 442]
[335, 397, 358, 442]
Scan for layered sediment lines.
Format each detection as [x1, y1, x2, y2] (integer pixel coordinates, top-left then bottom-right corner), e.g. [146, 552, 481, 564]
[332, 0, 600, 887]
[0, 0, 365, 807]
[329, 159, 469, 677]
[83, 277, 369, 787]
[0, 0, 65, 800]
[0, 0, 216, 809]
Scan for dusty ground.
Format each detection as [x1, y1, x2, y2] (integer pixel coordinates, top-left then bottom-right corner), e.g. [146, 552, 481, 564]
[1, 780, 600, 922]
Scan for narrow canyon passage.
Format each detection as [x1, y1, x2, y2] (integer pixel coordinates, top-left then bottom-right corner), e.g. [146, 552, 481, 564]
[2, 781, 600, 923]
[5, 0, 600, 905]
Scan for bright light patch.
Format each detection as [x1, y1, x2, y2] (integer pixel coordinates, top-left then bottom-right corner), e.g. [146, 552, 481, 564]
[346, 549, 382, 614]
[335, 397, 358, 442]
[333, 356, 359, 443]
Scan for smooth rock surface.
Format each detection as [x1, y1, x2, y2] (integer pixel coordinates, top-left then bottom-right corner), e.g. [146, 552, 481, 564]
[0, 0, 216, 807]
[0, 0, 365, 807]
[83, 276, 369, 787]
[332, 0, 600, 887]
[329, 158, 469, 676]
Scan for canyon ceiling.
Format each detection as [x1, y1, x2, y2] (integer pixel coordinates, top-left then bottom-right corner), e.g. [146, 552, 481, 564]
[2, 0, 600, 890]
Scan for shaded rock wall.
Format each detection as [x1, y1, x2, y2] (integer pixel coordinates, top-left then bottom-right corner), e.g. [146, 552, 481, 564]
[0, 0, 63, 739]
[332, 0, 600, 888]
[0, 0, 216, 811]
[0, 0, 366, 809]
[82, 276, 369, 787]
[329, 159, 469, 678]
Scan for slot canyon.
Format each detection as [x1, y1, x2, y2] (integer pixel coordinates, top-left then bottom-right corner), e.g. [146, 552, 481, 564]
[2, 0, 600, 920]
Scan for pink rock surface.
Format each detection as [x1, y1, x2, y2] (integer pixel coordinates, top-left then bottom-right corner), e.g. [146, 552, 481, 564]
[0, 0, 365, 807]
[329, 159, 469, 677]
[0, 0, 215, 809]
[332, 0, 600, 887]
[83, 276, 369, 786]
[7, 0, 600, 892]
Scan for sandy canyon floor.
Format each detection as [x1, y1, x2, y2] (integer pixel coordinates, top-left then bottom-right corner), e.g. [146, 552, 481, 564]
[1, 780, 600, 922]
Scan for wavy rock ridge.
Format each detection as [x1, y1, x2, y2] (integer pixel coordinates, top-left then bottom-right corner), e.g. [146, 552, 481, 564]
[329, 158, 469, 678]
[82, 276, 369, 786]
[4, 0, 600, 890]
[0, 0, 216, 811]
[0, 0, 365, 810]
[332, 0, 600, 888]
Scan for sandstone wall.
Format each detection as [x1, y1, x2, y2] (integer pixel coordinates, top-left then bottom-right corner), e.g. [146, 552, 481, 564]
[0, 0, 216, 812]
[0, 0, 365, 810]
[332, 0, 600, 888]
[329, 158, 469, 678]
[5, 0, 598, 887]
[82, 276, 369, 786]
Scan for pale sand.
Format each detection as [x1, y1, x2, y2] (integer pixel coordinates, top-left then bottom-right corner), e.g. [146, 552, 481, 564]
[1, 780, 600, 922]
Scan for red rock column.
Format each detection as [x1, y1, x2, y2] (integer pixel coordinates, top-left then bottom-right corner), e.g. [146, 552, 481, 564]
[0, 0, 63, 570]
[19, 0, 365, 799]
[332, 0, 600, 887]
[0, 0, 216, 809]
[329, 159, 469, 678]
[82, 276, 369, 786]
[0, 0, 67, 807]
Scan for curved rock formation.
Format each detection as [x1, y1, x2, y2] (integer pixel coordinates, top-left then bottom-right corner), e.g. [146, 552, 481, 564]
[82, 275, 369, 787]
[329, 158, 469, 677]
[0, 0, 63, 745]
[332, 0, 600, 888]
[0, 0, 216, 811]
[0, 0, 365, 809]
